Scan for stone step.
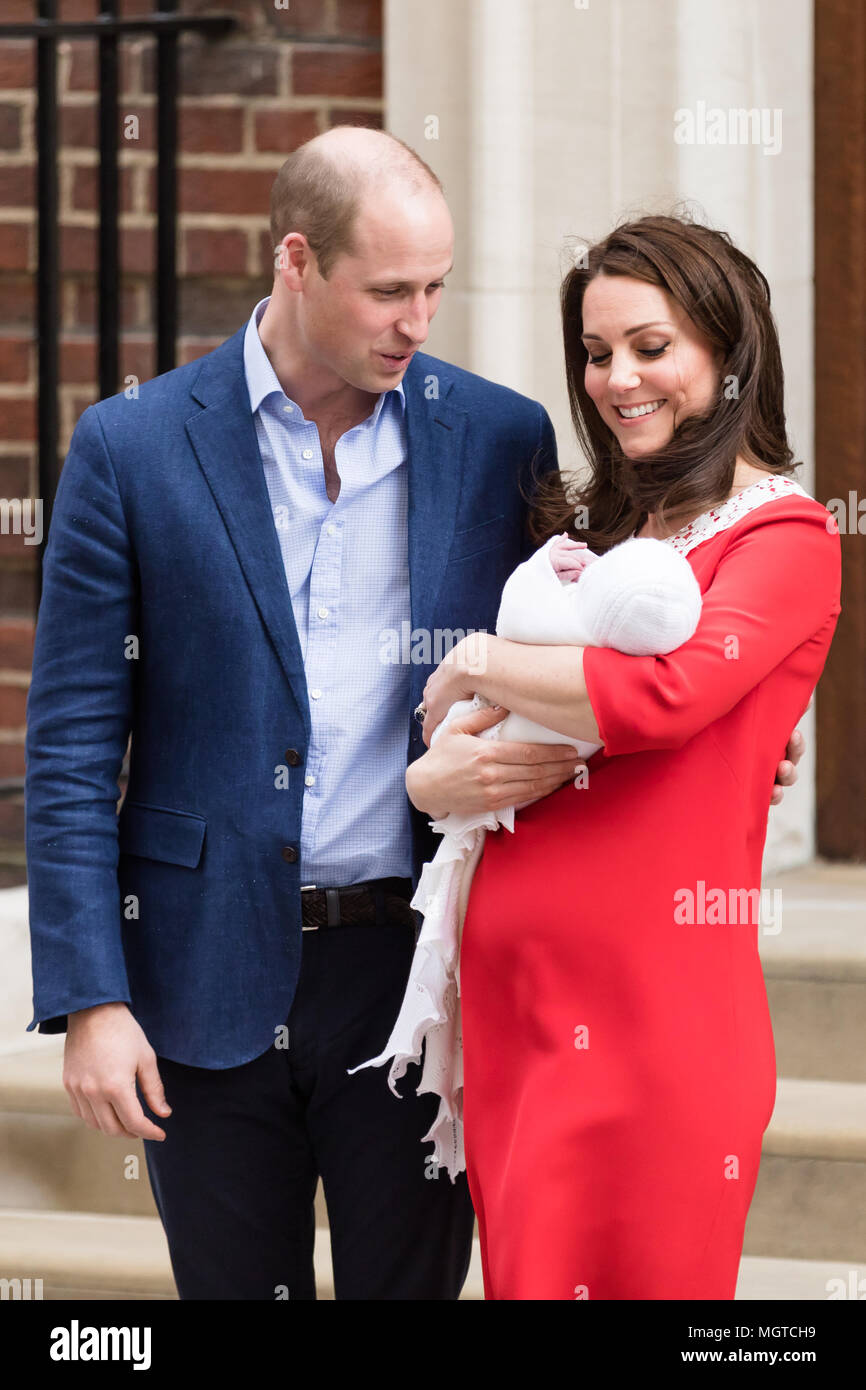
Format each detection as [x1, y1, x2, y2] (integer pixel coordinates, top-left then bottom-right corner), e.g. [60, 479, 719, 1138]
[0, 1041, 330, 1225]
[0, 1209, 383, 1301]
[0, 1210, 862, 1301]
[2, 1049, 865, 1260]
[0, 1209, 176, 1300]
[735, 1255, 866, 1301]
[760, 863, 866, 1082]
[743, 1078, 866, 1262]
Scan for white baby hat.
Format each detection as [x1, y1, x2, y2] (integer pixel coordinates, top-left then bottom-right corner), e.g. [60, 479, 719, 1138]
[495, 532, 702, 656]
[574, 536, 702, 655]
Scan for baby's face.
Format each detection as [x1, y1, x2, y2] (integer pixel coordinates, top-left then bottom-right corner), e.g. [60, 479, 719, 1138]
[549, 534, 598, 583]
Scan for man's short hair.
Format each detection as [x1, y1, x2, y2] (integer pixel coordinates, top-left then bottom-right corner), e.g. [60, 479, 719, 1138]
[270, 128, 444, 279]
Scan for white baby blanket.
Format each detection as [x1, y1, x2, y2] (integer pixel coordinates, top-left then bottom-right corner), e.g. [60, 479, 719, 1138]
[347, 534, 702, 1180]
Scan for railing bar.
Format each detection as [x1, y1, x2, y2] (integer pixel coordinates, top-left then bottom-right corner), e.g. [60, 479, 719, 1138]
[35, 0, 59, 610]
[98, 0, 120, 403]
[156, 0, 179, 374]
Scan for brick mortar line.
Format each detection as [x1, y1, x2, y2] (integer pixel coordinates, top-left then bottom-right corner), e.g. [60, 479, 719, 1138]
[21, 212, 272, 226]
[56, 151, 342, 164]
[0, 152, 295, 167]
[0, 96, 367, 110]
[278, 43, 290, 98]
[0, 332, 218, 342]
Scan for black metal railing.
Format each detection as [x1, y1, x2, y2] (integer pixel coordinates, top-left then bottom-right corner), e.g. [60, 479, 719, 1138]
[0, 3, 238, 599]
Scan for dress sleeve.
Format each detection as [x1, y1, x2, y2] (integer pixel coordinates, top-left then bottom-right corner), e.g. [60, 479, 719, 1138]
[581, 504, 841, 755]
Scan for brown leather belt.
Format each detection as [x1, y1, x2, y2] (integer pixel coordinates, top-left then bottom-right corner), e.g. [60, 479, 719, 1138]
[300, 877, 416, 931]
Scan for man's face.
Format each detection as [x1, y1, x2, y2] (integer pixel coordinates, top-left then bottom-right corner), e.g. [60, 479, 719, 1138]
[288, 188, 454, 395]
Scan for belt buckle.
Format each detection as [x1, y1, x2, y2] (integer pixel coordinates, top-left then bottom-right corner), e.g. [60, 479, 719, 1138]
[300, 883, 319, 931]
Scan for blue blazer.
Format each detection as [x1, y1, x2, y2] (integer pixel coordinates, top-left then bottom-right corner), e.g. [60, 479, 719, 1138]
[24, 326, 558, 1067]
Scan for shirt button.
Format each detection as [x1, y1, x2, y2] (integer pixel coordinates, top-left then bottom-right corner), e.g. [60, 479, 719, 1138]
[304, 774, 315, 787]
[285, 748, 302, 766]
[302, 449, 313, 459]
[310, 688, 322, 700]
[326, 524, 336, 537]
[281, 845, 298, 863]
[317, 606, 329, 620]
[283, 404, 293, 413]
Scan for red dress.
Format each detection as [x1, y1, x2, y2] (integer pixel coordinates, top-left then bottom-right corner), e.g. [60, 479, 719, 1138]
[460, 486, 841, 1300]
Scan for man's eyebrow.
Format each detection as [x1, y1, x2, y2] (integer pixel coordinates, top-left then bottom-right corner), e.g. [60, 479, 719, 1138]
[581, 320, 673, 342]
[370, 266, 453, 286]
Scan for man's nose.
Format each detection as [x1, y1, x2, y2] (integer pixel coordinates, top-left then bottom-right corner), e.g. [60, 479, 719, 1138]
[395, 295, 430, 346]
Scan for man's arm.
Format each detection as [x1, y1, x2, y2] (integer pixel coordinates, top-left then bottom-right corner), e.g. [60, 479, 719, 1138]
[26, 404, 170, 1139]
[26, 404, 136, 1027]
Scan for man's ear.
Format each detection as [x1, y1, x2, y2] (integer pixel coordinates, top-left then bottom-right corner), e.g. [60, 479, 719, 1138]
[275, 234, 313, 290]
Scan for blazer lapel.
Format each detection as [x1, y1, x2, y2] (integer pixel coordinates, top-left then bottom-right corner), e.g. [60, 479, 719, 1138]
[186, 329, 310, 738]
[403, 356, 466, 706]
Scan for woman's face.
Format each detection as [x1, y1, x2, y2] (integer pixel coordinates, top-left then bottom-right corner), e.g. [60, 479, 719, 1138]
[580, 273, 723, 459]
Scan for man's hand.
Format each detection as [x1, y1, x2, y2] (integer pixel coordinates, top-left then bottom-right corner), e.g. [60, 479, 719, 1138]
[771, 727, 805, 807]
[407, 704, 582, 819]
[63, 1001, 172, 1141]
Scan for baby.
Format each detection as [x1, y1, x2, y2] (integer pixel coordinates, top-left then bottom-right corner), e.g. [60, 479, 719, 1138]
[349, 530, 703, 1179]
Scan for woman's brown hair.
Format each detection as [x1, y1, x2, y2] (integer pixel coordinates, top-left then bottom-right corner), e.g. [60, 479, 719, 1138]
[528, 213, 798, 551]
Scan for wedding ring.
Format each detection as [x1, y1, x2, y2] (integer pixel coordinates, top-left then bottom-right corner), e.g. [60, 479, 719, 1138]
[414, 701, 428, 723]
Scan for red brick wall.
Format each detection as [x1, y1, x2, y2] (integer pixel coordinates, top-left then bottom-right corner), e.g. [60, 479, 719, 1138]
[0, 0, 383, 881]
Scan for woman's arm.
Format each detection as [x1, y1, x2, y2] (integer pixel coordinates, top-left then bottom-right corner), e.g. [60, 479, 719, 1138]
[422, 507, 839, 772]
[420, 635, 600, 748]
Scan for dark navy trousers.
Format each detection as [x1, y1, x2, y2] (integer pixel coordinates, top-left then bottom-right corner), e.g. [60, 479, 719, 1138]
[140, 915, 475, 1300]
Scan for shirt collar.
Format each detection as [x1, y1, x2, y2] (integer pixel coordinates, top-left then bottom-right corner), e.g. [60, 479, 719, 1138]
[243, 295, 406, 426]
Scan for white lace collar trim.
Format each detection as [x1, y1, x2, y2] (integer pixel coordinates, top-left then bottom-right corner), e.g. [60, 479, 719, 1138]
[647, 474, 811, 557]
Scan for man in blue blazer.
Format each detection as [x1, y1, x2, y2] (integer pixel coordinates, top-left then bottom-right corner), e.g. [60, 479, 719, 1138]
[24, 127, 583, 1300]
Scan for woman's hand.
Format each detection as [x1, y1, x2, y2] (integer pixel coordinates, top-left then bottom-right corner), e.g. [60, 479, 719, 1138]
[406, 703, 581, 819]
[421, 632, 494, 746]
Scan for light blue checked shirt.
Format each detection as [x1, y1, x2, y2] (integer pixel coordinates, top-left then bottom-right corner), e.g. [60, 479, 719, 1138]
[243, 296, 413, 886]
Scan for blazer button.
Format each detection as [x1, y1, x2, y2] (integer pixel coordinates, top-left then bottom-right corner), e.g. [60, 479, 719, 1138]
[281, 845, 298, 863]
[285, 749, 302, 766]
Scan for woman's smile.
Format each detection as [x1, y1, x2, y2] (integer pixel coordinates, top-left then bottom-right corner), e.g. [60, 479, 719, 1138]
[613, 398, 668, 424]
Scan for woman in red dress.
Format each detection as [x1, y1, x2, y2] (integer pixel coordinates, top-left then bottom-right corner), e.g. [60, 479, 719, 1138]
[409, 216, 841, 1300]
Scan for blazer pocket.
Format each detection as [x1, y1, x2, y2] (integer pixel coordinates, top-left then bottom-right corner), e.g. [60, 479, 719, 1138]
[117, 800, 207, 869]
[449, 515, 507, 561]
